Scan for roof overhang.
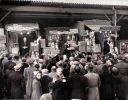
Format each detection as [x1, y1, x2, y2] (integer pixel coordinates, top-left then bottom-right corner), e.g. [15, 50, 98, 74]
[1, 0, 128, 8]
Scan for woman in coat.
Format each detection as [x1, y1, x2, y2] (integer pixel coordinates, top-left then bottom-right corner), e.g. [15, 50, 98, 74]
[31, 71, 42, 100]
[23, 59, 37, 98]
[85, 64, 101, 100]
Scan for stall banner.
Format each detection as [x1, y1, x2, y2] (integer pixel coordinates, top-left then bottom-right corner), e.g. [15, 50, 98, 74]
[6, 23, 39, 32]
[0, 28, 6, 43]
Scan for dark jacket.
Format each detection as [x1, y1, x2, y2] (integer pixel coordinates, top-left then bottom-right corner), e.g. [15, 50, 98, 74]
[20, 62, 29, 74]
[0, 69, 4, 99]
[9, 71, 25, 99]
[100, 71, 115, 100]
[5, 69, 15, 95]
[40, 75, 52, 94]
[114, 61, 128, 100]
[49, 78, 70, 100]
[4, 61, 16, 71]
[68, 74, 88, 100]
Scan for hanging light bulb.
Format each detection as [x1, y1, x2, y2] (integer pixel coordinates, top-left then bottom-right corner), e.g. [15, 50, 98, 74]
[20, 32, 23, 35]
[27, 31, 30, 35]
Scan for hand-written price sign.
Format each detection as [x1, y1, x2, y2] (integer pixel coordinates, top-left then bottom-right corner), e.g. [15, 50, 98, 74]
[100, 26, 120, 31]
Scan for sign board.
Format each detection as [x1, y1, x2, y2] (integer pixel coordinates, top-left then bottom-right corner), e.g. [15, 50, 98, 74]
[0, 35, 6, 44]
[31, 42, 39, 52]
[100, 26, 120, 31]
[70, 29, 78, 34]
[43, 47, 60, 57]
[0, 44, 6, 51]
[50, 49, 60, 57]
[80, 30, 87, 36]
[43, 47, 51, 56]
[0, 28, 6, 43]
[62, 31, 69, 34]
[40, 39, 46, 48]
[6, 23, 39, 32]
[12, 47, 19, 55]
[93, 44, 101, 53]
[78, 41, 87, 52]
[0, 44, 7, 58]
[0, 28, 4, 35]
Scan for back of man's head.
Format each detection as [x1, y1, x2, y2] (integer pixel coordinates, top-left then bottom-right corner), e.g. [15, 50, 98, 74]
[59, 56, 63, 61]
[87, 57, 91, 62]
[22, 58, 26, 63]
[14, 55, 19, 60]
[74, 66, 81, 74]
[8, 56, 12, 60]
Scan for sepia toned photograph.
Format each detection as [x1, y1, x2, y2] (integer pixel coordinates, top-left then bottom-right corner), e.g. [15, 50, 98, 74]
[0, 0, 128, 100]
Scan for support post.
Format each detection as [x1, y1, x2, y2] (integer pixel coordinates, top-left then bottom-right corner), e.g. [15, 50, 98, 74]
[6, 30, 9, 54]
[114, 8, 117, 26]
[112, 7, 118, 50]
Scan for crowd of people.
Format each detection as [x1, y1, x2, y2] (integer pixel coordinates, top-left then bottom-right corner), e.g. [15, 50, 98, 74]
[0, 52, 128, 100]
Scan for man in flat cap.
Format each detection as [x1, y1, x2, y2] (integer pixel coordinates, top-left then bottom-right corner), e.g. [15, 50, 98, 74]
[9, 63, 25, 99]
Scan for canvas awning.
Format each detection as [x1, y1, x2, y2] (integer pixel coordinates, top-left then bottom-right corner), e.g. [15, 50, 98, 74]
[85, 25, 111, 31]
[84, 20, 111, 31]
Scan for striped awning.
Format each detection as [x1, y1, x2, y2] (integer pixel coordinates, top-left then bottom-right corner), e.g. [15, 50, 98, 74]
[1, 0, 128, 7]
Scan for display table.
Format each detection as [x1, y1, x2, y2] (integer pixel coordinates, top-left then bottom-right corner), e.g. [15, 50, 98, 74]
[43, 47, 60, 57]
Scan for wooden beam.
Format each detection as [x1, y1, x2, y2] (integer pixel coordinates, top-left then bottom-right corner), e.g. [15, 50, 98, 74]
[0, 10, 12, 22]
[2, 6, 113, 14]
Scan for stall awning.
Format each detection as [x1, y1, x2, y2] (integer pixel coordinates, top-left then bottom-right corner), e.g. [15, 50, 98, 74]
[85, 25, 111, 31]
[84, 20, 111, 31]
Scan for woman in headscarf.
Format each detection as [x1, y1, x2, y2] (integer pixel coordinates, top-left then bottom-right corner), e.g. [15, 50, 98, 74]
[31, 71, 42, 100]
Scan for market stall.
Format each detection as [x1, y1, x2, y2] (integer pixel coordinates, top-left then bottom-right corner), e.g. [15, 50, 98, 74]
[75, 20, 120, 54]
[5, 23, 39, 56]
[43, 27, 78, 57]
